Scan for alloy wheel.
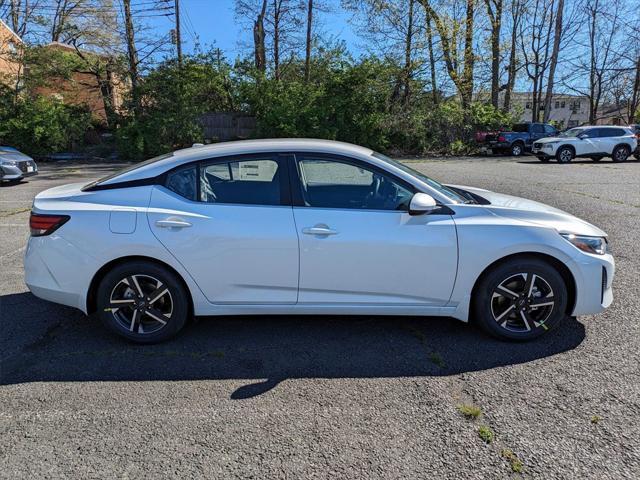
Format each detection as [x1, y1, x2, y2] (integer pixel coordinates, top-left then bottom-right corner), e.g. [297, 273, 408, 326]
[559, 149, 572, 163]
[614, 147, 628, 162]
[108, 274, 173, 334]
[490, 273, 555, 333]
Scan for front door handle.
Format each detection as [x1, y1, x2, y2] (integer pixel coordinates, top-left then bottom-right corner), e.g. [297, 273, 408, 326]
[155, 217, 192, 229]
[302, 225, 338, 236]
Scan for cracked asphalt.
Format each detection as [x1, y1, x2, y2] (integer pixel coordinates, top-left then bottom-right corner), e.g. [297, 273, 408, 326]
[1, 155, 639, 479]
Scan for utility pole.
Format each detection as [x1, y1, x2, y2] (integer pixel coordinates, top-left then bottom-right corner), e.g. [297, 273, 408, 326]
[123, 0, 140, 114]
[175, 0, 183, 66]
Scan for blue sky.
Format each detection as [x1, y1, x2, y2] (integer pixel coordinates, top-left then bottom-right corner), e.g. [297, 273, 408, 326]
[162, 0, 361, 59]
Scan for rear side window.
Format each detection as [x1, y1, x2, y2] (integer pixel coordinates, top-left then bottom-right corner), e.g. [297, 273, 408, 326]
[166, 165, 197, 201]
[512, 124, 528, 132]
[200, 157, 282, 205]
[598, 128, 626, 137]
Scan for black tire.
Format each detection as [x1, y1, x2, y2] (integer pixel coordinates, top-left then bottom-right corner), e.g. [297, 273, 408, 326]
[97, 261, 189, 343]
[611, 145, 630, 163]
[590, 156, 602, 162]
[472, 257, 568, 341]
[510, 142, 524, 157]
[556, 146, 574, 163]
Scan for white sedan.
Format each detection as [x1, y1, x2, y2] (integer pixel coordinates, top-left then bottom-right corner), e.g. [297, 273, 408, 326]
[24, 139, 614, 343]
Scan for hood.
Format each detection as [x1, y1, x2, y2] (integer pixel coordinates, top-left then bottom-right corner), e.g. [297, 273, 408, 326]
[535, 136, 573, 143]
[454, 185, 607, 237]
[0, 149, 33, 163]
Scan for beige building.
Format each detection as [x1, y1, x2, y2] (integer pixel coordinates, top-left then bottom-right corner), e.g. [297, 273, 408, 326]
[506, 92, 590, 128]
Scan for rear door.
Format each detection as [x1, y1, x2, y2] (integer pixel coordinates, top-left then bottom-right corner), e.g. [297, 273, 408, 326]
[291, 153, 458, 305]
[147, 153, 299, 304]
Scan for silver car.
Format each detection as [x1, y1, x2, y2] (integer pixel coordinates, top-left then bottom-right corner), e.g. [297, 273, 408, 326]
[0, 147, 38, 183]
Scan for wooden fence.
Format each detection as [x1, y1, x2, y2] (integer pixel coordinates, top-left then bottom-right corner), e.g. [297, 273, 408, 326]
[199, 112, 256, 142]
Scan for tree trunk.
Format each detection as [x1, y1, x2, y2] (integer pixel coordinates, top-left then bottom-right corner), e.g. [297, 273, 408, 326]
[122, 0, 140, 113]
[543, 0, 564, 122]
[253, 0, 267, 73]
[273, 0, 281, 80]
[461, 0, 475, 108]
[10, 0, 20, 33]
[304, 0, 313, 82]
[485, 0, 503, 108]
[425, 10, 438, 104]
[503, 0, 520, 111]
[629, 55, 640, 123]
[402, 0, 415, 105]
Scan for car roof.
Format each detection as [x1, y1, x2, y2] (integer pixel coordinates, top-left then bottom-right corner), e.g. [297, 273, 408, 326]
[97, 139, 375, 186]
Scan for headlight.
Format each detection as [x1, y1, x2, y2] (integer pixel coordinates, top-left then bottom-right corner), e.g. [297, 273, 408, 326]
[0, 160, 18, 166]
[561, 233, 608, 255]
[543, 141, 559, 146]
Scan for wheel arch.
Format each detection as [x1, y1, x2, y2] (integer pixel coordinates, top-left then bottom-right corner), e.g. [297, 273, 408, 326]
[613, 143, 631, 152]
[86, 255, 194, 316]
[558, 144, 576, 154]
[470, 252, 577, 316]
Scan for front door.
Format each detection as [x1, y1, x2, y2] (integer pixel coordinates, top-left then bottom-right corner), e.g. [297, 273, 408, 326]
[148, 154, 299, 304]
[291, 154, 458, 305]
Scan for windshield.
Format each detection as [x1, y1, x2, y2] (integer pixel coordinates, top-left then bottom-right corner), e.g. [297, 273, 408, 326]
[83, 152, 174, 190]
[558, 128, 585, 138]
[372, 152, 468, 204]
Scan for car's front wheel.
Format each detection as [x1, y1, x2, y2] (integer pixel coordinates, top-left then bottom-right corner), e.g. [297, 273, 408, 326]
[556, 146, 574, 163]
[97, 261, 189, 343]
[472, 257, 568, 341]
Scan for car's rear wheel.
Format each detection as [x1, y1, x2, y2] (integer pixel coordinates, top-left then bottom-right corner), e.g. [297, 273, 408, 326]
[612, 145, 630, 162]
[472, 257, 568, 341]
[510, 142, 524, 157]
[556, 146, 574, 163]
[97, 261, 189, 343]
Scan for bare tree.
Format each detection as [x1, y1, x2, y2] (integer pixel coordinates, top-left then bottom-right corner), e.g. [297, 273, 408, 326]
[502, 0, 524, 111]
[254, 0, 267, 73]
[304, 0, 313, 81]
[484, 0, 503, 108]
[541, 0, 564, 121]
[419, 0, 475, 108]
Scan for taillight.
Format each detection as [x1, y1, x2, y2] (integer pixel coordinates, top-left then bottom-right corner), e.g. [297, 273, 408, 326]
[498, 135, 506, 142]
[29, 212, 69, 236]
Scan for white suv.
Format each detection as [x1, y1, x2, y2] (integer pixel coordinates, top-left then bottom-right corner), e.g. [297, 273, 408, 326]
[532, 126, 637, 163]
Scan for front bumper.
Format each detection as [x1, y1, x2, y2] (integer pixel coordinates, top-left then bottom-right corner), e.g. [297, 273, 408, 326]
[532, 144, 556, 157]
[1, 162, 38, 180]
[568, 252, 615, 316]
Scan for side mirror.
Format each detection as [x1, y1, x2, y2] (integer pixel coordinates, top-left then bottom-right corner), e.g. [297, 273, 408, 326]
[577, 133, 587, 140]
[409, 193, 438, 215]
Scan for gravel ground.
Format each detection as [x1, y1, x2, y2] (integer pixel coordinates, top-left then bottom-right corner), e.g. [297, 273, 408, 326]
[1, 155, 639, 479]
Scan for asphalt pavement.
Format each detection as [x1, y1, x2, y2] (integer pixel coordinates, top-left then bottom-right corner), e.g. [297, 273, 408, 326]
[1, 155, 639, 478]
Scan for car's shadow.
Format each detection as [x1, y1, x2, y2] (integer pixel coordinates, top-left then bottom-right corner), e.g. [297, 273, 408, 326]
[0, 293, 586, 398]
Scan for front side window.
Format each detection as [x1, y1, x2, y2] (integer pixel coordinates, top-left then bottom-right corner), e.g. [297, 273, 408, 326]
[297, 156, 413, 211]
[532, 124, 544, 133]
[544, 124, 556, 134]
[200, 157, 281, 205]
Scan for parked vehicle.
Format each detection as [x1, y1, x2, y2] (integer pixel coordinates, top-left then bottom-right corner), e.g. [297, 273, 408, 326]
[0, 146, 38, 183]
[477, 122, 558, 156]
[25, 139, 614, 343]
[532, 126, 638, 163]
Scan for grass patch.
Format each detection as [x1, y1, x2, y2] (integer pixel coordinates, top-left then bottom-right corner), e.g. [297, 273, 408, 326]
[457, 404, 482, 419]
[591, 415, 601, 424]
[478, 425, 494, 443]
[501, 448, 523, 473]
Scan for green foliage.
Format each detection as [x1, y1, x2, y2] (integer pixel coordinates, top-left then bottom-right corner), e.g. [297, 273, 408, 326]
[0, 89, 92, 156]
[478, 425, 494, 443]
[117, 51, 238, 159]
[457, 404, 482, 419]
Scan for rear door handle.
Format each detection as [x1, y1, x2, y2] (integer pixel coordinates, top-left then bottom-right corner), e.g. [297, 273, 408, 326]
[302, 225, 338, 236]
[155, 217, 192, 229]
